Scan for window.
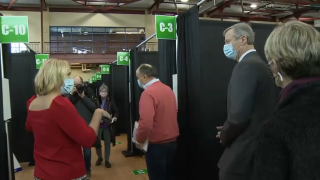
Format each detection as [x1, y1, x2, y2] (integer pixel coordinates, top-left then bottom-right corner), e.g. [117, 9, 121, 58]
[11, 43, 28, 53]
[49, 26, 145, 53]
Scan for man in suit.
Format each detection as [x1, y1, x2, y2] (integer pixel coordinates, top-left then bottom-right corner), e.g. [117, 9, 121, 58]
[216, 23, 278, 180]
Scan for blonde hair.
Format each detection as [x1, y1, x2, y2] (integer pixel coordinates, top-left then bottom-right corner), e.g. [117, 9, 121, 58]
[265, 21, 320, 79]
[34, 59, 71, 95]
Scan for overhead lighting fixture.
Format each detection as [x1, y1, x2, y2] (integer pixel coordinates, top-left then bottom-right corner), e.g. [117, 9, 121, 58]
[250, 4, 257, 8]
[181, 0, 188, 2]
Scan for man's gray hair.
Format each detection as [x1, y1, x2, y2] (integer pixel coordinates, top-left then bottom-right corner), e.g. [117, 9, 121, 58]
[137, 63, 158, 78]
[223, 23, 255, 45]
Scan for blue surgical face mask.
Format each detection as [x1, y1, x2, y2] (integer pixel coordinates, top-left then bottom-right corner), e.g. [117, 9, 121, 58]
[223, 43, 237, 60]
[137, 79, 144, 89]
[61, 78, 74, 94]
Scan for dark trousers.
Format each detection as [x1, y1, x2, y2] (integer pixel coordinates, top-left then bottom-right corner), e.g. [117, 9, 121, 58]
[145, 141, 176, 180]
[82, 147, 91, 172]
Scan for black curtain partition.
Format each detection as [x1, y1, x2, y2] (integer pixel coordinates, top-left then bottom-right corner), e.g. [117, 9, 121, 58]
[0, 43, 15, 180]
[122, 48, 161, 157]
[122, 48, 140, 157]
[4, 51, 38, 164]
[101, 73, 111, 90]
[158, 39, 177, 88]
[109, 64, 129, 135]
[176, 13, 280, 179]
[176, 6, 202, 180]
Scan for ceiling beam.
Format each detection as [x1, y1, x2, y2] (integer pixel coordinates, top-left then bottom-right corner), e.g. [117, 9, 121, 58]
[100, 0, 142, 12]
[7, 0, 16, 9]
[148, 0, 163, 14]
[207, 0, 237, 17]
[72, 0, 99, 12]
[278, 7, 313, 21]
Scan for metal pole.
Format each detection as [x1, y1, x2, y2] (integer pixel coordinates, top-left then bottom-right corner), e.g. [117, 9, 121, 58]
[0, 43, 13, 180]
[136, 33, 156, 48]
[197, 0, 206, 6]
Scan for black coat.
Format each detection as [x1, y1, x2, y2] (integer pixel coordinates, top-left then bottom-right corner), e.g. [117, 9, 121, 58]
[95, 96, 119, 147]
[253, 81, 320, 180]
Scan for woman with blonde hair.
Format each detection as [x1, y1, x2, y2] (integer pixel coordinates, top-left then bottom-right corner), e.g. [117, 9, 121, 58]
[252, 21, 320, 179]
[26, 59, 111, 180]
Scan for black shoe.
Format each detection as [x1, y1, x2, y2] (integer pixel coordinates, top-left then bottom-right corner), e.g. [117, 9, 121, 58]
[105, 161, 111, 168]
[96, 157, 103, 166]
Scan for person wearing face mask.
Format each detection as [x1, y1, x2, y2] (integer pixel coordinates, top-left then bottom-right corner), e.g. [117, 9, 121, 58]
[94, 84, 118, 168]
[26, 59, 111, 180]
[216, 23, 278, 180]
[66, 76, 97, 179]
[134, 64, 179, 180]
[252, 21, 320, 180]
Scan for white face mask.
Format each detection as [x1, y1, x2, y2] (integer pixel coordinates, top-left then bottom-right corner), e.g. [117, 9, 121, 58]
[100, 92, 107, 97]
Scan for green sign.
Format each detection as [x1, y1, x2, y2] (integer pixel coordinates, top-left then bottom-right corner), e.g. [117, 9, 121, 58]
[35, 54, 49, 69]
[116, 142, 122, 145]
[0, 16, 29, 43]
[88, 78, 92, 83]
[155, 15, 176, 40]
[132, 169, 148, 175]
[92, 76, 97, 82]
[96, 72, 102, 80]
[101, 65, 110, 74]
[117, 52, 130, 66]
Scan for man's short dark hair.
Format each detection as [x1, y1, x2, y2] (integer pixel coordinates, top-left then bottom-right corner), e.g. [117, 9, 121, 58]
[138, 64, 158, 78]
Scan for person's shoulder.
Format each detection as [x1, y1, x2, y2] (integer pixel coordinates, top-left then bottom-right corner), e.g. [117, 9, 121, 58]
[51, 95, 73, 109]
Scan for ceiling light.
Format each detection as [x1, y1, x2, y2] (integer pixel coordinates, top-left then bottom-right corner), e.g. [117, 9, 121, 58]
[181, 0, 188, 2]
[250, 4, 257, 8]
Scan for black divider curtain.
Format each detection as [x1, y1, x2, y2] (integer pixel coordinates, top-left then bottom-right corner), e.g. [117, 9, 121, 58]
[3, 50, 37, 164]
[177, 11, 280, 179]
[123, 48, 161, 157]
[176, 6, 202, 180]
[158, 39, 177, 87]
[109, 64, 129, 135]
[101, 73, 111, 89]
[0, 44, 15, 179]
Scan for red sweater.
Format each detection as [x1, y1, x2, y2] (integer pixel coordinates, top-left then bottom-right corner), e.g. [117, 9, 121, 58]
[136, 81, 179, 144]
[26, 95, 96, 180]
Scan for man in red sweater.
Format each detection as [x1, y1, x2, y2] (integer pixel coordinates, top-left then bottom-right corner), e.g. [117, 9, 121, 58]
[135, 64, 179, 180]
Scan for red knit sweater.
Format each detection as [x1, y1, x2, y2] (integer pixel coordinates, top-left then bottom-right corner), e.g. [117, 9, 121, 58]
[136, 81, 179, 144]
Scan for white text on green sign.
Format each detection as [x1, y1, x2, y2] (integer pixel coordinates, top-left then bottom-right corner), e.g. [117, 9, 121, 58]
[155, 15, 176, 40]
[35, 54, 49, 69]
[132, 169, 148, 175]
[96, 72, 102, 80]
[117, 52, 130, 66]
[0, 16, 29, 43]
[101, 65, 110, 74]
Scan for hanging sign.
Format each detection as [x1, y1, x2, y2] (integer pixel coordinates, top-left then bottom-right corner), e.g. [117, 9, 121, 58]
[35, 54, 49, 69]
[96, 72, 102, 80]
[101, 65, 110, 74]
[92, 75, 97, 82]
[0, 16, 29, 43]
[117, 52, 130, 66]
[88, 78, 92, 84]
[155, 15, 176, 40]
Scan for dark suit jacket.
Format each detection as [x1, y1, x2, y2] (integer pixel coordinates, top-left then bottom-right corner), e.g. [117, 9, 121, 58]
[218, 51, 278, 174]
